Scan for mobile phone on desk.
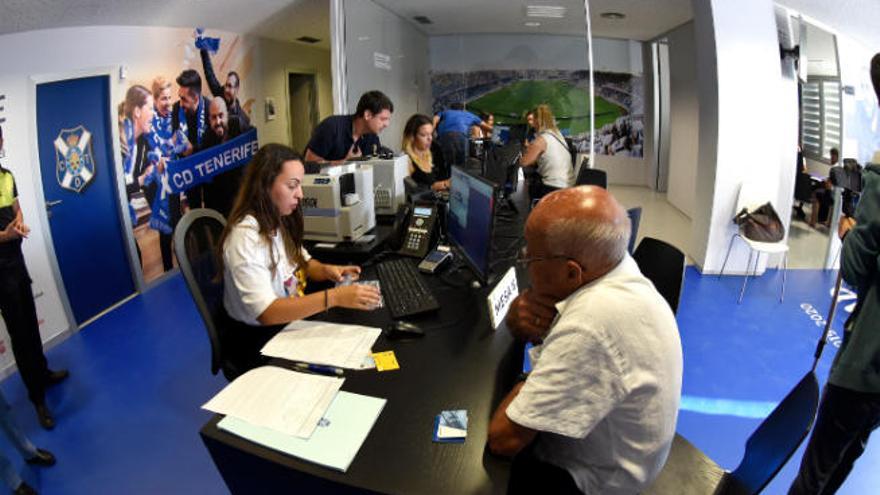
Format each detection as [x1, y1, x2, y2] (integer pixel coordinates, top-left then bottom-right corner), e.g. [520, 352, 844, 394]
[419, 246, 453, 274]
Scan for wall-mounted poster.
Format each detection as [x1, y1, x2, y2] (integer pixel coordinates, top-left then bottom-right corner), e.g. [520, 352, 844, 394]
[118, 28, 256, 283]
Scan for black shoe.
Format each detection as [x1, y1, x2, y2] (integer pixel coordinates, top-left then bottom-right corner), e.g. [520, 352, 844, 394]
[35, 403, 55, 430]
[14, 482, 37, 495]
[26, 448, 56, 467]
[46, 369, 69, 387]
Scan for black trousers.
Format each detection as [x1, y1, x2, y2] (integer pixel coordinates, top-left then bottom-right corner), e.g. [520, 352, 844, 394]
[217, 308, 285, 379]
[0, 255, 50, 405]
[789, 383, 880, 494]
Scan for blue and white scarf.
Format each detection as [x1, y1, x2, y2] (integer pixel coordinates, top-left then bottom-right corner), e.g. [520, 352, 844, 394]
[178, 97, 207, 148]
[145, 112, 189, 234]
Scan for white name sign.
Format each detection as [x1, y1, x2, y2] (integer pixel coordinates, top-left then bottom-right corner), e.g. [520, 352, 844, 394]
[486, 267, 519, 329]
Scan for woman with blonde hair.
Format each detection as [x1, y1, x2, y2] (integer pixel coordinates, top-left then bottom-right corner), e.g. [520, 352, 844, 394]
[520, 104, 574, 200]
[402, 114, 449, 192]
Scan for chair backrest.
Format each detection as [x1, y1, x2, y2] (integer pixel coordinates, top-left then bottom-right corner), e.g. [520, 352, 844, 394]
[173, 208, 227, 376]
[726, 371, 820, 494]
[633, 237, 685, 314]
[575, 166, 607, 189]
[627, 207, 643, 255]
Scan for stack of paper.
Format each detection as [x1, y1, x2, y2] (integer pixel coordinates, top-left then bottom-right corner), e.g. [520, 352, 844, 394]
[202, 366, 343, 438]
[218, 391, 386, 472]
[260, 320, 381, 369]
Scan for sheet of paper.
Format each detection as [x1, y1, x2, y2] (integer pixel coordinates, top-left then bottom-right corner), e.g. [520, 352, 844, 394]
[218, 391, 386, 472]
[202, 366, 343, 438]
[372, 351, 399, 371]
[261, 321, 382, 369]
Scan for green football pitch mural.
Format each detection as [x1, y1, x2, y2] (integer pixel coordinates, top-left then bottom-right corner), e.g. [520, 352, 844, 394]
[467, 80, 624, 134]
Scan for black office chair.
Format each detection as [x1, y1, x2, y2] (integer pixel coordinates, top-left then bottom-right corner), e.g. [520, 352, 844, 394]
[627, 207, 643, 255]
[632, 237, 685, 315]
[645, 372, 820, 495]
[576, 166, 607, 189]
[173, 208, 237, 380]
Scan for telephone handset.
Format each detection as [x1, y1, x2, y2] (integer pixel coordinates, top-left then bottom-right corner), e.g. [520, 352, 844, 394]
[391, 203, 438, 258]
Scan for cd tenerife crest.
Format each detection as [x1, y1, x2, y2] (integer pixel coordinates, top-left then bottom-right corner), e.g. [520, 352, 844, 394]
[53, 125, 96, 193]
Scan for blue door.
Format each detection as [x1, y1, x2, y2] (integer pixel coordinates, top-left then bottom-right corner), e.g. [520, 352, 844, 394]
[36, 76, 135, 325]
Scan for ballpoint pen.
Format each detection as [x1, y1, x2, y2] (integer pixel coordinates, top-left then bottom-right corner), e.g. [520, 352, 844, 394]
[292, 362, 344, 377]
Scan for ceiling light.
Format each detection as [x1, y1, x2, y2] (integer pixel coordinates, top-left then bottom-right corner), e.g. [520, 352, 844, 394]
[526, 5, 566, 18]
[524, 22, 542, 27]
[413, 15, 432, 25]
[600, 12, 626, 20]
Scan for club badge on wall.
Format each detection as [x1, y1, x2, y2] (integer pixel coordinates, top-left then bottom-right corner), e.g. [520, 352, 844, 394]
[53, 125, 95, 193]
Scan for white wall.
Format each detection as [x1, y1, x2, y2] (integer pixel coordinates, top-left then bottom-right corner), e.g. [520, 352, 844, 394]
[665, 22, 699, 219]
[342, 0, 431, 153]
[429, 34, 642, 75]
[692, 0, 797, 273]
[255, 38, 333, 149]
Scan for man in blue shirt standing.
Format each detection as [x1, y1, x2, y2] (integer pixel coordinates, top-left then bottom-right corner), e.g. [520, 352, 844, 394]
[433, 103, 492, 168]
[304, 91, 393, 163]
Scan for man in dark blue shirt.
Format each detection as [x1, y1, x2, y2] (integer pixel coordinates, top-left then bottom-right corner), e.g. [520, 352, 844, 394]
[304, 91, 393, 163]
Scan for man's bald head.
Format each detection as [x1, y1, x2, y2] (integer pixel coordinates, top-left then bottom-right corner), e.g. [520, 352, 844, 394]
[209, 96, 229, 138]
[527, 186, 630, 282]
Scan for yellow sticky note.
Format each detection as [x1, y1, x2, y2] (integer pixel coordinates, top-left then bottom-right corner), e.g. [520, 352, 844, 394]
[372, 351, 399, 372]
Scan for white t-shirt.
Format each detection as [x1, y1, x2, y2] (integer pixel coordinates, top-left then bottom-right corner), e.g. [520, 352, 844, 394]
[537, 130, 574, 189]
[506, 255, 682, 494]
[223, 215, 311, 326]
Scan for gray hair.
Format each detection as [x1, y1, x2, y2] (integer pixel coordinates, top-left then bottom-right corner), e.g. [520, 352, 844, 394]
[545, 213, 630, 271]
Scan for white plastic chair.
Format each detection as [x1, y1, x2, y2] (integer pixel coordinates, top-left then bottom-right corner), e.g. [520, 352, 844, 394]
[718, 184, 789, 304]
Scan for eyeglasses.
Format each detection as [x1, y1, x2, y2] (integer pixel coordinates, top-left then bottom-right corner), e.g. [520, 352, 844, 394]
[515, 247, 573, 267]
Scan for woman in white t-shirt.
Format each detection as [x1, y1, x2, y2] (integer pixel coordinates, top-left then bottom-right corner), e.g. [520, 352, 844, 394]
[219, 143, 381, 373]
[519, 104, 574, 201]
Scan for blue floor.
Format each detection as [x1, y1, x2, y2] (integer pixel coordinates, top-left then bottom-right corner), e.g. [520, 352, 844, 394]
[0, 269, 877, 494]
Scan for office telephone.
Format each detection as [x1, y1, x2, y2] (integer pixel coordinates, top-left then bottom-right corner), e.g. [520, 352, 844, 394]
[390, 203, 438, 258]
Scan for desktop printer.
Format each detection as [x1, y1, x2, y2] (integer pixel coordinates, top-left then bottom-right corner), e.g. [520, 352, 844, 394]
[361, 155, 409, 216]
[301, 164, 376, 242]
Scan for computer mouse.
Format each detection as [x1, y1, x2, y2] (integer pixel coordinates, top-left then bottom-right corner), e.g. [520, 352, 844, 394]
[387, 321, 425, 338]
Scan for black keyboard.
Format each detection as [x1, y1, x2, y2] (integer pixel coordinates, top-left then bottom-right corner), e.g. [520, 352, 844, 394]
[376, 258, 440, 319]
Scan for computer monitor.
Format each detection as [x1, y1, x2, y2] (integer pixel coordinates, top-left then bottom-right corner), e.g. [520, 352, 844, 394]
[447, 166, 497, 284]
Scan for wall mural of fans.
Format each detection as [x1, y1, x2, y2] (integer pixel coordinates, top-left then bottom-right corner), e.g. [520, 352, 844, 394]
[119, 28, 257, 283]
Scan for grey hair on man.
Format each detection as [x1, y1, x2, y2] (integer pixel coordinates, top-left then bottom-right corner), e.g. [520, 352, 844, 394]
[538, 186, 631, 275]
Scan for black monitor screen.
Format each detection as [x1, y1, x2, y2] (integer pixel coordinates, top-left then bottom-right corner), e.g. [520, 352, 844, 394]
[448, 166, 496, 282]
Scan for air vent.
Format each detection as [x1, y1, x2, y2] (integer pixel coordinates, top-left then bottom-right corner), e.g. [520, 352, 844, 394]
[296, 36, 321, 44]
[413, 15, 432, 25]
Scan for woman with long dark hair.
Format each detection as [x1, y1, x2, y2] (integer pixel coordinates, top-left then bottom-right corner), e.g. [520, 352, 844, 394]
[219, 144, 380, 373]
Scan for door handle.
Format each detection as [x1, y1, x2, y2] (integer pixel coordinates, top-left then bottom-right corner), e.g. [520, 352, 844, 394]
[46, 200, 63, 209]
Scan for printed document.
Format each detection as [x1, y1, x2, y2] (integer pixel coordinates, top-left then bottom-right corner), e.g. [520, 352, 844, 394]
[261, 320, 381, 369]
[202, 366, 343, 438]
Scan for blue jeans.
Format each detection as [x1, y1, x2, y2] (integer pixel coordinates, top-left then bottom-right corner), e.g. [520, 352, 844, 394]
[439, 132, 468, 168]
[0, 391, 40, 490]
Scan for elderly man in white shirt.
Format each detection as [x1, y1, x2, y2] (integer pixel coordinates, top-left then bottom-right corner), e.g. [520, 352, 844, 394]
[488, 186, 683, 494]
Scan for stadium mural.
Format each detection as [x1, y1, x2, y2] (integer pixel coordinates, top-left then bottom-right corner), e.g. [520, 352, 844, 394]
[430, 70, 644, 158]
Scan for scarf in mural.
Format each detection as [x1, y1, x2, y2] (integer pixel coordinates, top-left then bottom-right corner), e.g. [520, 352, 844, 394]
[121, 118, 138, 225]
[144, 112, 189, 234]
[178, 96, 207, 148]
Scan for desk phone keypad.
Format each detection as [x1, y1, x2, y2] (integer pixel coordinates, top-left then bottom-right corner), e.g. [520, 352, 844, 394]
[405, 231, 425, 251]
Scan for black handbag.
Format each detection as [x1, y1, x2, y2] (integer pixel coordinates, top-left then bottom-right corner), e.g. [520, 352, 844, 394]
[733, 202, 785, 242]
